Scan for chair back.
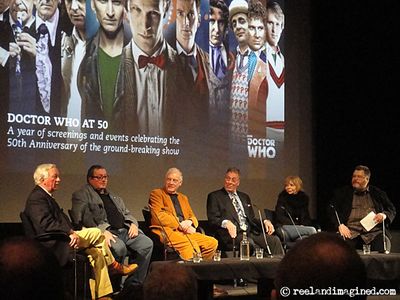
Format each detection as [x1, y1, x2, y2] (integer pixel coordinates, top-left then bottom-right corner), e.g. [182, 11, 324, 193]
[20, 211, 36, 238]
[142, 206, 152, 227]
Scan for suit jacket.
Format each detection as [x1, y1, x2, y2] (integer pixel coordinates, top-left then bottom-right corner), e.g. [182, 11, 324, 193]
[24, 185, 73, 265]
[148, 188, 199, 243]
[2, 15, 38, 114]
[122, 40, 180, 136]
[248, 57, 268, 138]
[207, 188, 261, 238]
[71, 183, 138, 232]
[330, 185, 396, 234]
[77, 26, 132, 133]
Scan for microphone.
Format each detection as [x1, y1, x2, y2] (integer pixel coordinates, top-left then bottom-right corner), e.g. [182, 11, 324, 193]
[148, 205, 182, 260]
[247, 203, 272, 256]
[281, 206, 303, 240]
[382, 215, 389, 254]
[160, 207, 200, 256]
[330, 204, 345, 240]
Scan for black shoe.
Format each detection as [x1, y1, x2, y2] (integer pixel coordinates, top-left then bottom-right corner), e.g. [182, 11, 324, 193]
[237, 278, 248, 287]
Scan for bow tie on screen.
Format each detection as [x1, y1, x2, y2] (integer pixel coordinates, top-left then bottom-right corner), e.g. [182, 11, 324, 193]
[138, 54, 166, 69]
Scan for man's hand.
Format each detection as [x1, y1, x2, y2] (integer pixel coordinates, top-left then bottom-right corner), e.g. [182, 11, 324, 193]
[180, 219, 192, 231]
[69, 232, 80, 249]
[104, 230, 117, 248]
[185, 226, 196, 234]
[9, 42, 20, 58]
[128, 223, 139, 239]
[338, 224, 351, 239]
[374, 213, 386, 224]
[17, 32, 36, 57]
[264, 219, 275, 235]
[226, 220, 237, 238]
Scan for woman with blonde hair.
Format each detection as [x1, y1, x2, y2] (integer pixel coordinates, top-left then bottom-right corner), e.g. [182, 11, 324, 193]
[274, 176, 317, 244]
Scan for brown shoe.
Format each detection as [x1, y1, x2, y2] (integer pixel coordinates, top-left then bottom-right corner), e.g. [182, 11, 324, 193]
[108, 261, 138, 276]
[213, 286, 228, 298]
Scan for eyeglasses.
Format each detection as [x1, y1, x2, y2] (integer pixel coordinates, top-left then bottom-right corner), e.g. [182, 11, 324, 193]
[91, 175, 109, 180]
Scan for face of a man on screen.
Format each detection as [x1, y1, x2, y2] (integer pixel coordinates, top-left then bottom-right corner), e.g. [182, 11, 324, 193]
[248, 17, 265, 51]
[92, 0, 125, 36]
[35, 0, 58, 21]
[41, 167, 61, 193]
[224, 171, 240, 193]
[128, 0, 168, 56]
[176, 0, 199, 53]
[10, 0, 34, 24]
[164, 170, 182, 194]
[265, 10, 283, 48]
[351, 170, 369, 191]
[65, 0, 85, 31]
[209, 5, 226, 47]
[230, 12, 248, 46]
[89, 168, 109, 191]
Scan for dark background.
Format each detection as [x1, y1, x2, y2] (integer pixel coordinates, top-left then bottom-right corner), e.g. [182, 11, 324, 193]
[312, 0, 400, 229]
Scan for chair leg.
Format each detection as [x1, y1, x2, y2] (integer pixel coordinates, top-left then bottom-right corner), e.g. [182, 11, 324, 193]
[73, 249, 77, 300]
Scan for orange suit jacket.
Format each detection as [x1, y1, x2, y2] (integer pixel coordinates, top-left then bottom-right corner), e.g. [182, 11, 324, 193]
[148, 188, 199, 243]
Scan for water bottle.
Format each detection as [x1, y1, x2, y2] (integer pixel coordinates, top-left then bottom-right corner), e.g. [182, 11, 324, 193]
[240, 232, 250, 260]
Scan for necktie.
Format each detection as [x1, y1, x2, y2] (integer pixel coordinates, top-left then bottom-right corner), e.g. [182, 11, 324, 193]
[12, 22, 22, 75]
[36, 23, 52, 113]
[238, 50, 248, 69]
[230, 193, 248, 231]
[211, 46, 226, 79]
[138, 54, 166, 69]
[180, 53, 197, 83]
[170, 194, 184, 222]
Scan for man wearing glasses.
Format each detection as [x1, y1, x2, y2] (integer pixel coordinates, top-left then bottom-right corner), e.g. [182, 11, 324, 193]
[71, 165, 153, 289]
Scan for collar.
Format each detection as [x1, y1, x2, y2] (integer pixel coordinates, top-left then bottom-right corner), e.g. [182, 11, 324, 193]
[38, 185, 53, 197]
[36, 8, 59, 47]
[176, 42, 197, 57]
[266, 42, 281, 56]
[132, 39, 166, 66]
[353, 186, 370, 195]
[236, 46, 249, 56]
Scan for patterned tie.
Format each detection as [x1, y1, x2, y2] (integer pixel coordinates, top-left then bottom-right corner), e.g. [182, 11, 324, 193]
[211, 45, 226, 79]
[36, 23, 52, 113]
[230, 192, 248, 231]
[12, 22, 22, 75]
[138, 54, 166, 69]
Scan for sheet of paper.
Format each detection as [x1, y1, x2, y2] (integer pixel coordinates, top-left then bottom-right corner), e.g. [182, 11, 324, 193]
[360, 211, 378, 231]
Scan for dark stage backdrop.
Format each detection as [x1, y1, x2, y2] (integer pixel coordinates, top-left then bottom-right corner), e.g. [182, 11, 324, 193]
[0, 0, 314, 222]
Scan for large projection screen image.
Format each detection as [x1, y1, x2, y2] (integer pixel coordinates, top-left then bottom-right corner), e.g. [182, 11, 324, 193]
[0, 0, 313, 222]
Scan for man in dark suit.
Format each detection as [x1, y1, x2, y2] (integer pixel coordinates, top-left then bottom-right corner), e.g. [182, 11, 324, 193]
[24, 163, 137, 299]
[207, 167, 284, 255]
[35, 0, 62, 116]
[329, 165, 396, 252]
[1, 0, 37, 114]
[71, 165, 153, 287]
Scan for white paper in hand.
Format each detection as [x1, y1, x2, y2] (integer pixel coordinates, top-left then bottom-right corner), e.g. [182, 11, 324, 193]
[360, 211, 378, 231]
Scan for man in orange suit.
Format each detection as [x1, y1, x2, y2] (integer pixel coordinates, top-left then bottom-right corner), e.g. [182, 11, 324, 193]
[148, 167, 218, 260]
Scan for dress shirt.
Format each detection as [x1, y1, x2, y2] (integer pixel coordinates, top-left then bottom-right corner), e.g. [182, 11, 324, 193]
[64, 27, 85, 125]
[131, 40, 166, 136]
[176, 42, 198, 80]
